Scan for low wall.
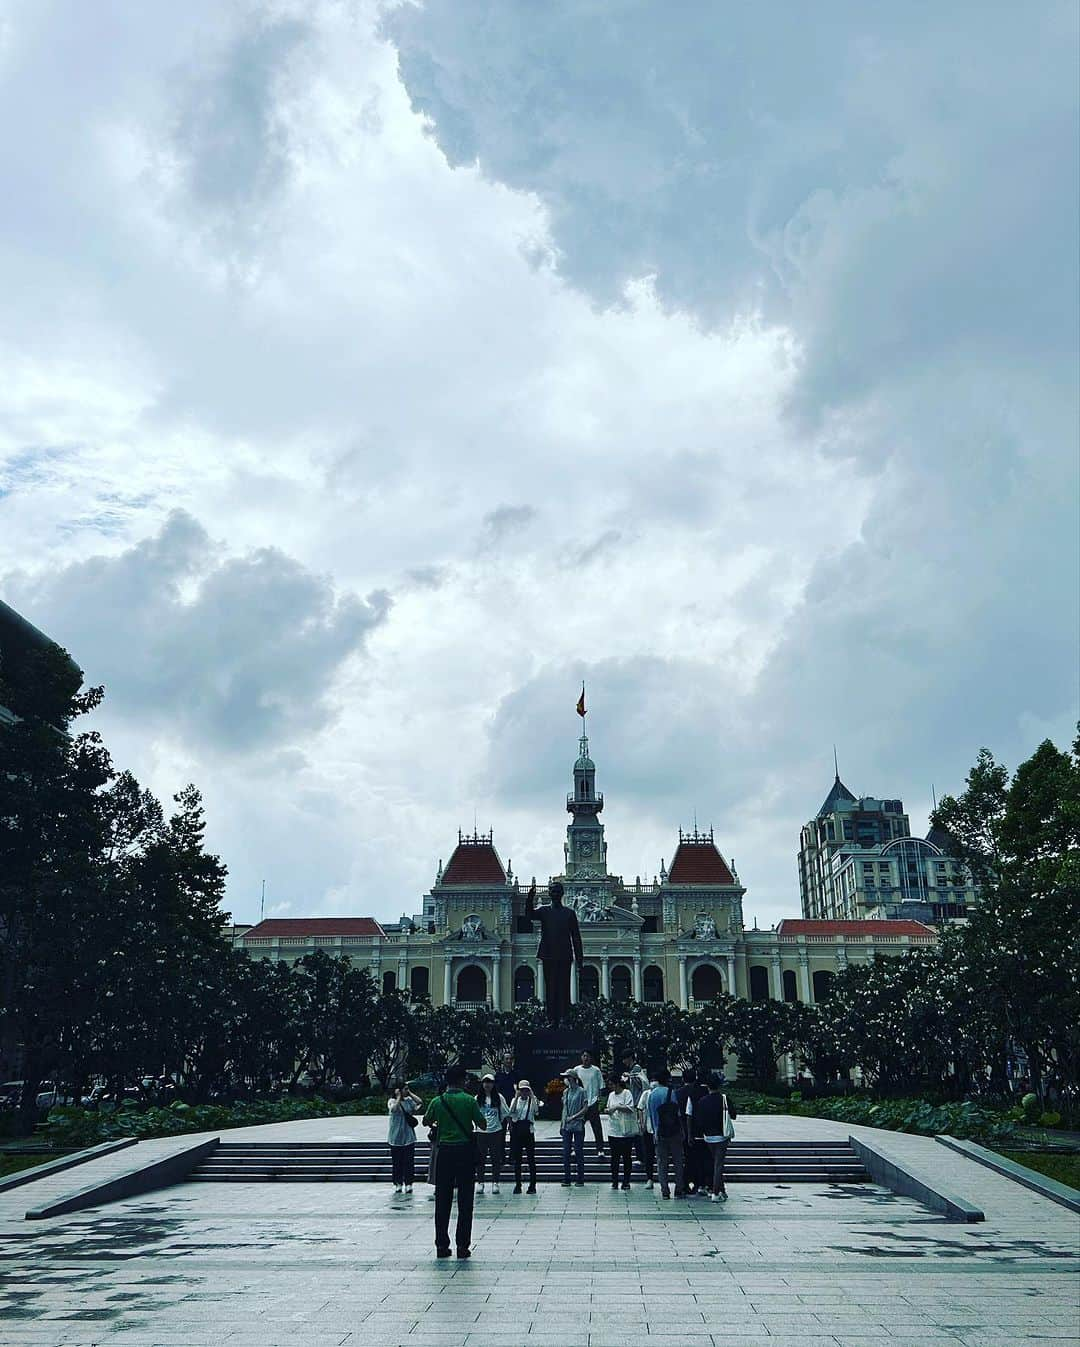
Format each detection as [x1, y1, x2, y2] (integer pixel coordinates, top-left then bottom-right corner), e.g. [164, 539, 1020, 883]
[848, 1133, 984, 1222]
[0, 1138, 136, 1194]
[936, 1135, 1080, 1214]
[25, 1136, 220, 1220]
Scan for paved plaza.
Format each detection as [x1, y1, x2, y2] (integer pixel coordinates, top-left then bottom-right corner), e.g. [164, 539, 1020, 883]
[1, 1115, 1077, 1347]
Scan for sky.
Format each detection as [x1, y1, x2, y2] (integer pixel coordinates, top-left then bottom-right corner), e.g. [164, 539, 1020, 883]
[1, 0, 1077, 928]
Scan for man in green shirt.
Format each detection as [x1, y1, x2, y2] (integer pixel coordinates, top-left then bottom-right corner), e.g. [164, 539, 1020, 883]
[423, 1064, 486, 1258]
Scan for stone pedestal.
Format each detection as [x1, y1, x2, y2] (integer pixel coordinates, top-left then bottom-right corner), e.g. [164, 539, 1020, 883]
[514, 1028, 597, 1118]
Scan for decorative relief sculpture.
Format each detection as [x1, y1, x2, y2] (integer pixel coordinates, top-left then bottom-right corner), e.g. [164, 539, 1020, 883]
[460, 914, 485, 940]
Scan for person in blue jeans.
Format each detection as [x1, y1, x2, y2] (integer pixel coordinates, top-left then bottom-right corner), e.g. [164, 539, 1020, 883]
[559, 1069, 588, 1186]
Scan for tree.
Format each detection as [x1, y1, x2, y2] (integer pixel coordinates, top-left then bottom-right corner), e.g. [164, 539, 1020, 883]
[0, 654, 119, 1132]
[934, 734, 1080, 1101]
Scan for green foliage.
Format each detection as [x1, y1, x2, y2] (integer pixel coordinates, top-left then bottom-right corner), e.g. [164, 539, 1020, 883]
[41, 1094, 387, 1146]
[993, 1150, 1080, 1192]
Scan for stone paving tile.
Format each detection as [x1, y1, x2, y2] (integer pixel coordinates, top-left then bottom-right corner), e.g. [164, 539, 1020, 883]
[1, 1143, 1077, 1347]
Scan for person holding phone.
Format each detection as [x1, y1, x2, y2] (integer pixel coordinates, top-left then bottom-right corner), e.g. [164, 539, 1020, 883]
[387, 1080, 422, 1193]
[508, 1079, 540, 1194]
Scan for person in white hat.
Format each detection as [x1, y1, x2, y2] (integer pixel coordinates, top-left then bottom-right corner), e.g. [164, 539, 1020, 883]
[560, 1069, 588, 1186]
[508, 1079, 540, 1193]
[474, 1072, 510, 1194]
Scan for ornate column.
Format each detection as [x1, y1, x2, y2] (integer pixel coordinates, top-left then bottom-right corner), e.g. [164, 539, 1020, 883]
[536, 960, 545, 1004]
[678, 956, 688, 1009]
[632, 957, 642, 1003]
[601, 955, 611, 999]
[490, 953, 501, 1010]
[443, 959, 452, 1007]
[397, 952, 408, 992]
[570, 960, 579, 1004]
[798, 955, 811, 1003]
[726, 953, 737, 999]
[771, 954, 783, 1001]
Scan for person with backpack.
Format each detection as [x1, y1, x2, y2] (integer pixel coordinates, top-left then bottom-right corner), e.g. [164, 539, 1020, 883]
[648, 1068, 685, 1200]
[693, 1072, 738, 1201]
[422, 1063, 486, 1258]
[677, 1067, 709, 1195]
[474, 1072, 510, 1194]
[636, 1074, 658, 1189]
[387, 1080, 423, 1193]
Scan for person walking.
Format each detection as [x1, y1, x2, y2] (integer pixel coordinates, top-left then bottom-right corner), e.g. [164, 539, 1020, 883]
[605, 1074, 639, 1190]
[422, 1063, 485, 1259]
[475, 1073, 509, 1194]
[574, 1051, 606, 1156]
[387, 1080, 422, 1193]
[649, 1069, 685, 1200]
[508, 1080, 540, 1194]
[636, 1074, 658, 1189]
[559, 1068, 588, 1186]
[694, 1073, 738, 1201]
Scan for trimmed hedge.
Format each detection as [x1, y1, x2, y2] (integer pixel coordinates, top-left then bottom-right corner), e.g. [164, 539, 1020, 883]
[728, 1090, 1017, 1140]
[42, 1094, 390, 1147]
[43, 1089, 1019, 1147]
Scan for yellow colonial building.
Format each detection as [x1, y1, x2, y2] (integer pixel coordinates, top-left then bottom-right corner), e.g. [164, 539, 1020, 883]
[236, 731, 936, 1012]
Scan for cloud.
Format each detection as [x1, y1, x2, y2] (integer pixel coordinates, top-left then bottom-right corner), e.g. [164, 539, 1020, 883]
[0, 0, 1073, 927]
[4, 510, 389, 751]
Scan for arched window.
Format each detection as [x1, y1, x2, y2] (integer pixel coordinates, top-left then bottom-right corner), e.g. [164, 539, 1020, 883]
[782, 969, 798, 1002]
[382, 970, 396, 995]
[580, 964, 600, 1001]
[514, 965, 535, 1004]
[610, 964, 632, 1003]
[691, 963, 724, 1003]
[456, 965, 487, 1005]
[643, 964, 664, 1003]
[410, 965, 429, 998]
[813, 969, 835, 1002]
[749, 965, 771, 1003]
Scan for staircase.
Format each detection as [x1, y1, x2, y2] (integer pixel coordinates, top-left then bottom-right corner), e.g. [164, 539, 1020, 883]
[186, 1139, 867, 1185]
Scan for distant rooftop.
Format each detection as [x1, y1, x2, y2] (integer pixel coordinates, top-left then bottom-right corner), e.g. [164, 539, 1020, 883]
[440, 831, 508, 886]
[241, 917, 385, 938]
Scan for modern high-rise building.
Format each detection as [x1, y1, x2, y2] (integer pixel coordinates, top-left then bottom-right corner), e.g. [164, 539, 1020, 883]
[798, 771, 976, 924]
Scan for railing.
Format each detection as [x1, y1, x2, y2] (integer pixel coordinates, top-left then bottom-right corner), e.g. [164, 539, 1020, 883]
[452, 999, 493, 1011]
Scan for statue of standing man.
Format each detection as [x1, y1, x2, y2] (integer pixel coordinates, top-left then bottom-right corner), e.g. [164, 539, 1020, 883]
[525, 880, 583, 1026]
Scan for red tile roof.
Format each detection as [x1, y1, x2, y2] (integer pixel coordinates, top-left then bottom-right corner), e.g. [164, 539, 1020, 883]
[666, 841, 735, 885]
[776, 919, 936, 937]
[241, 917, 385, 939]
[441, 839, 507, 885]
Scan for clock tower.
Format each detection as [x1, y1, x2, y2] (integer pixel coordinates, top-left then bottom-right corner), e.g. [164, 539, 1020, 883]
[565, 733, 607, 879]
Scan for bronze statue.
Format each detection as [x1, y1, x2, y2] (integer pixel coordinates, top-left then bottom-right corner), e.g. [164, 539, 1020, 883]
[525, 880, 583, 1026]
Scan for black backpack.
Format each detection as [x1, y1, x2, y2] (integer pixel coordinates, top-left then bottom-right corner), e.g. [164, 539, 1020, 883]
[656, 1087, 681, 1139]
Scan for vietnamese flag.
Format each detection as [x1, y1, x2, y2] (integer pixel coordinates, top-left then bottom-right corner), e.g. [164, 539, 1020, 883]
[576, 684, 586, 718]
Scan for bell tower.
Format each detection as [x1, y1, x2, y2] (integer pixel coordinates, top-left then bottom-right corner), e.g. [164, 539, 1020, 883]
[565, 733, 607, 878]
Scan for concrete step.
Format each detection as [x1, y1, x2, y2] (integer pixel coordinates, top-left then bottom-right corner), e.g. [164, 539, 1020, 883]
[186, 1139, 868, 1185]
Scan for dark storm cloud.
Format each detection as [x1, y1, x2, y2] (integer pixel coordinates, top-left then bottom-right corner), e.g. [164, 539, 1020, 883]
[4, 511, 390, 751]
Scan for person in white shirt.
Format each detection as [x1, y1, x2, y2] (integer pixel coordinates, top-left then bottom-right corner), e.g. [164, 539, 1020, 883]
[636, 1076, 658, 1189]
[474, 1073, 509, 1194]
[605, 1075, 640, 1190]
[508, 1080, 540, 1194]
[574, 1052, 606, 1156]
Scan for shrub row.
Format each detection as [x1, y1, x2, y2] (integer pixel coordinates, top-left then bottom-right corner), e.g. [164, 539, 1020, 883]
[44, 1089, 1020, 1147]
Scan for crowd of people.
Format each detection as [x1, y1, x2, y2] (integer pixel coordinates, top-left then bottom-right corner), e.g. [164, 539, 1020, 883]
[386, 1050, 737, 1259]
